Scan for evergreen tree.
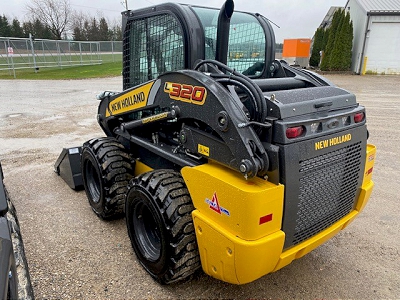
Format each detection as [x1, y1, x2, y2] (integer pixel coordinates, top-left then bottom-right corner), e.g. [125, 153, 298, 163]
[22, 19, 54, 39]
[109, 22, 122, 41]
[343, 13, 353, 70]
[0, 15, 12, 37]
[86, 18, 101, 41]
[11, 19, 24, 37]
[22, 21, 33, 37]
[22, 21, 35, 38]
[320, 9, 353, 71]
[320, 9, 342, 70]
[310, 27, 324, 67]
[73, 27, 84, 41]
[82, 20, 90, 40]
[37, 19, 54, 39]
[72, 14, 117, 41]
[321, 27, 329, 64]
[329, 9, 346, 70]
[99, 17, 109, 41]
[71, 11, 85, 40]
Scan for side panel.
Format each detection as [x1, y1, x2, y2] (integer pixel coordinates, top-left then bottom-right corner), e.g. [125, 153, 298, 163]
[193, 211, 285, 284]
[356, 143, 376, 212]
[105, 82, 155, 117]
[182, 162, 285, 284]
[0, 182, 7, 216]
[181, 163, 284, 241]
[0, 218, 16, 299]
[0, 162, 7, 215]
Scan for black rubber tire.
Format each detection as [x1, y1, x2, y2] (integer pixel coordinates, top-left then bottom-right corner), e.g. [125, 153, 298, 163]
[5, 189, 34, 300]
[125, 170, 201, 284]
[81, 137, 134, 219]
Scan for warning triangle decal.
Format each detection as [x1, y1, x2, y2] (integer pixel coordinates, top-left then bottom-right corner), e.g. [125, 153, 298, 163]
[209, 192, 221, 214]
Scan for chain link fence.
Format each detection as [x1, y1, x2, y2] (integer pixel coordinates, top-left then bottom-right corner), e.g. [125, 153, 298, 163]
[0, 36, 122, 78]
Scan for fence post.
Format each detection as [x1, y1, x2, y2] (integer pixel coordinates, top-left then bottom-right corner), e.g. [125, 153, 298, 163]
[57, 41, 62, 68]
[26, 39, 30, 65]
[79, 42, 82, 65]
[97, 42, 101, 63]
[5, 40, 16, 78]
[42, 40, 46, 64]
[111, 40, 115, 62]
[68, 41, 71, 65]
[29, 33, 38, 73]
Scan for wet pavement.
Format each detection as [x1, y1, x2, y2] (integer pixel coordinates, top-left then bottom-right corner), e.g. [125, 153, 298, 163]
[0, 75, 398, 299]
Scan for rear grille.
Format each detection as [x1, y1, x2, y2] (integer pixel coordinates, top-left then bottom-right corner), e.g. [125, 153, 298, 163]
[292, 142, 362, 245]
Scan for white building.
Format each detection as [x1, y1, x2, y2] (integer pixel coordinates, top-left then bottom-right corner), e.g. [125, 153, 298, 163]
[345, 0, 400, 74]
[319, 6, 343, 29]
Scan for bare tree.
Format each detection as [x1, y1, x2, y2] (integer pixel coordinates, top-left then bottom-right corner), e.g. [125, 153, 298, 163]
[26, 0, 72, 39]
[70, 10, 87, 40]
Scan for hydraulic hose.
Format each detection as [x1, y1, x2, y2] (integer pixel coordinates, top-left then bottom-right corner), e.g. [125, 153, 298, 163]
[213, 76, 261, 122]
[194, 59, 268, 122]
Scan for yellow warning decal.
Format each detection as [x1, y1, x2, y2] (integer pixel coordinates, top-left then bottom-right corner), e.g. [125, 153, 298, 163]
[198, 144, 210, 156]
[142, 112, 169, 124]
[315, 133, 352, 150]
[106, 81, 154, 117]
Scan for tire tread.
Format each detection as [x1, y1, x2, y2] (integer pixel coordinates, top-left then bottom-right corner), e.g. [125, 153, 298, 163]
[82, 137, 134, 218]
[127, 169, 201, 284]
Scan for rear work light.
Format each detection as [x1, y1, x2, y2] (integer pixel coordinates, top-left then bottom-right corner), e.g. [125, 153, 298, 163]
[354, 112, 365, 123]
[286, 126, 304, 139]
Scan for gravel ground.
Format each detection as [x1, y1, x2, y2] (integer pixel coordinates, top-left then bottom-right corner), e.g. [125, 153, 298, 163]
[0, 74, 398, 299]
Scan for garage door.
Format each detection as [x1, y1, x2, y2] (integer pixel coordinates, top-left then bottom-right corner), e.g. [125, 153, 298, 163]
[365, 22, 400, 74]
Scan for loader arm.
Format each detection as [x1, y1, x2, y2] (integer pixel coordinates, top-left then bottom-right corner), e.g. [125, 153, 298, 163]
[99, 69, 270, 179]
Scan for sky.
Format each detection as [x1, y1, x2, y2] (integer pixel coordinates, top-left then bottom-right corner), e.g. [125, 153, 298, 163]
[1, 0, 348, 42]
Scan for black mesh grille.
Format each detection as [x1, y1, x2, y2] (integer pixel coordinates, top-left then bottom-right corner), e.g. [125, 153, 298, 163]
[292, 142, 362, 245]
[123, 14, 184, 89]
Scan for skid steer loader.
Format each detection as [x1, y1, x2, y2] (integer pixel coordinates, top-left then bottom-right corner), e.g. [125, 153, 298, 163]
[56, 0, 376, 284]
[0, 162, 34, 299]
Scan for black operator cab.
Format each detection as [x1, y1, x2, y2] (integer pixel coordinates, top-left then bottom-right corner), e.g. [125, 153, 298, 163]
[121, 2, 276, 90]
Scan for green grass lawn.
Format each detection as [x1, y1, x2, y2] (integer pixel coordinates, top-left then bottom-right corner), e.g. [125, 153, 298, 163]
[0, 54, 122, 80]
[0, 61, 122, 80]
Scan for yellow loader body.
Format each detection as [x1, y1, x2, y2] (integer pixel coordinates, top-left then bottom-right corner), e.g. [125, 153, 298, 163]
[181, 144, 376, 284]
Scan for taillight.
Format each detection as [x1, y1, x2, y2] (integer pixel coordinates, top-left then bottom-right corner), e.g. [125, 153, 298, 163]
[286, 126, 304, 139]
[354, 112, 365, 123]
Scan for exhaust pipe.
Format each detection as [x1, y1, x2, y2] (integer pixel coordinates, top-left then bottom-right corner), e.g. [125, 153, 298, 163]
[215, 0, 234, 65]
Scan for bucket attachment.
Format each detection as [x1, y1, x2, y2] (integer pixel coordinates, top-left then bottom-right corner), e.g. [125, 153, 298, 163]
[54, 147, 83, 190]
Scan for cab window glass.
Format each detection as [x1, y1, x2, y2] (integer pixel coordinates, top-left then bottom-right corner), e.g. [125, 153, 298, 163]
[192, 7, 266, 76]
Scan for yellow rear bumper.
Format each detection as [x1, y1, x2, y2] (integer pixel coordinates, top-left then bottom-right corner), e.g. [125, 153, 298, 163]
[184, 144, 376, 284]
